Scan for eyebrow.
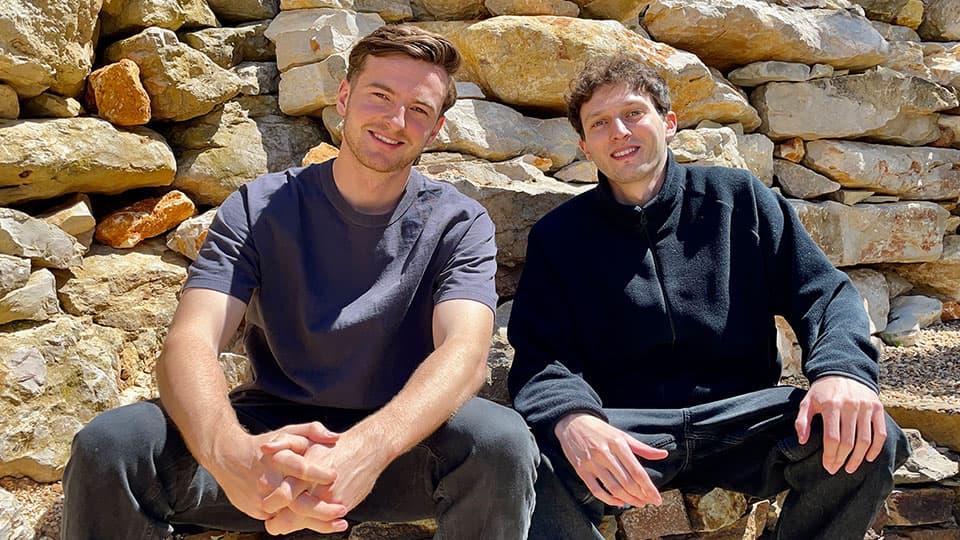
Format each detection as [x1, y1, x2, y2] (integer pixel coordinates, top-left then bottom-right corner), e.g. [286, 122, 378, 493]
[364, 81, 440, 115]
[582, 98, 649, 122]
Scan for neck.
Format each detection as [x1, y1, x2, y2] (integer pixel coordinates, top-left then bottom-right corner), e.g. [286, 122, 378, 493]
[331, 150, 413, 215]
[608, 167, 668, 207]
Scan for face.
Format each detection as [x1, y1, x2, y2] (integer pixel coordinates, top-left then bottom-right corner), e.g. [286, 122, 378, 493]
[336, 54, 448, 175]
[578, 83, 677, 203]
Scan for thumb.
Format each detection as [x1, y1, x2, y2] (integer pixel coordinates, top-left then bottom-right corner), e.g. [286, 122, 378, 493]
[287, 421, 341, 444]
[627, 438, 669, 461]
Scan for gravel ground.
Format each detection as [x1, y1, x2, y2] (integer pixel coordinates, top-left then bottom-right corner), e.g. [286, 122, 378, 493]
[7, 321, 960, 537]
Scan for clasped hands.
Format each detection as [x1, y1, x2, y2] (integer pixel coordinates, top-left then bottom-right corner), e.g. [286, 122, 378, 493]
[210, 421, 386, 536]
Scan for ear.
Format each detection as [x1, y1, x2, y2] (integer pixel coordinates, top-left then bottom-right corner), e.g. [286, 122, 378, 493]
[664, 110, 678, 141]
[426, 116, 445, 146]
[336, 79, 350, 116]
[578, 139, 591, 161]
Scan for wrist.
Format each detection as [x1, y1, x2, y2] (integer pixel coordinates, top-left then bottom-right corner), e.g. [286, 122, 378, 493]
[554, 412, 595, 439]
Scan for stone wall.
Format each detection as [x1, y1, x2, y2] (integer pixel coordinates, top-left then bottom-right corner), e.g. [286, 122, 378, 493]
[1, 0, 960, 538]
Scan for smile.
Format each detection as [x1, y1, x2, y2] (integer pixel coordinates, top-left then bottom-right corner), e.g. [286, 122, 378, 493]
[612, 147, 638, 158]
[370, 131, 402, 145]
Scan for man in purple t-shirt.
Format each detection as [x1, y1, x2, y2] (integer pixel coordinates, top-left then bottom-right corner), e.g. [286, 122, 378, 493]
[61, 25, 538, 539]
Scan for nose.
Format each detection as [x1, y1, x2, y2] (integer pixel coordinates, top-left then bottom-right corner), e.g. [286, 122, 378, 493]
[384, 104, 406, 129]
[610, 117, 630, 139]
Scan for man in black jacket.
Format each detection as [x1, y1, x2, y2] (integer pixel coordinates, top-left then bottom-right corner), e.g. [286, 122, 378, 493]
[508, 55, 909, 540]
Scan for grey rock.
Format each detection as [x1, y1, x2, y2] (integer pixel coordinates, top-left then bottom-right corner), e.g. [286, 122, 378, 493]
[232, 61, 281, 96]
[0, 269, 60, 326]
[0, 208, 84, 269]
[882, 294, 943, 346]
[180, 21, 275, 69]
[894, 428, 960, 484]
[0, 255, 30, 297]
[774, 159, 841, 199]
[845, 267, 890, 333]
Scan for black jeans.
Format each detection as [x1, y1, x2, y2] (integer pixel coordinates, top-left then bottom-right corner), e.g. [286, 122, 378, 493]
[61, 391, 539, 539]
[529, 386, 910, 540]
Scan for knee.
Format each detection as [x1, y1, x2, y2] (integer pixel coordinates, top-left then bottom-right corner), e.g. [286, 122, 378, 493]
[444, 399, 540, 478]
[69, 401, 166, 471]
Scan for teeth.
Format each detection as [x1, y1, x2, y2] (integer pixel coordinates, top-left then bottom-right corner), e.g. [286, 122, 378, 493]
[372, 132, 401, 145]
[613, 148, 635, 157]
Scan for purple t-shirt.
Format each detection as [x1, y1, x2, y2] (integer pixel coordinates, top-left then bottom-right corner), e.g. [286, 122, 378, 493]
[185, 160, 497, 409]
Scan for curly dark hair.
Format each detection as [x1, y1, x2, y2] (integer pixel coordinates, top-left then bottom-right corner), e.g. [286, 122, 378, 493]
[567, 55, 672, 138]
[347, 24, 462, 115]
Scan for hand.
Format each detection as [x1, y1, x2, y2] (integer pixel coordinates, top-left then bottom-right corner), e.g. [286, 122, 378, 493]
[795, 376, 888, 475]
[204, 422, 342, 523]
[260, 428, 392, 534]
[554, 413, 668, 508]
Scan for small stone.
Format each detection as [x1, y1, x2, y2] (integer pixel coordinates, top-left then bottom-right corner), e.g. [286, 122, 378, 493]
[231, 61, 280, 96]
[36, 194, 96, 239]
[882, 487, 956, 526]
[727, 61, 815, 87]
[0, 269, 61, 326]
[894, 428, 959, 484]
[941, 301, 960, 321]
[773, 137, 804, 163]
[0, 208, 84, 269]
[617, 489, 692, 538]
[95, 191, 197, 249]
[882, 295, 944, 347]
[456, 82, 486, 99]
[0, 84, 20, 119]
[166, 208, 217, 261]
[685, 488, 748, 532]
[86, 59, 152, 126]
[774, 160, 841, 199]
[825, 189, 875, 205]
[554, 160, 598, 184]
[21, 93, 84, 118]
[301, 142, 340, 166]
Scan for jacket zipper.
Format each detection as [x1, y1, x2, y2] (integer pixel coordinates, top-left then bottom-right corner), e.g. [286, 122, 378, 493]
[635, 206, 677, 349]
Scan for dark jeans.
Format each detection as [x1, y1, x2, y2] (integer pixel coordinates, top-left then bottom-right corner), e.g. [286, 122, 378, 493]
[61, 391, 539, 540]
[529, 386, 910, 540]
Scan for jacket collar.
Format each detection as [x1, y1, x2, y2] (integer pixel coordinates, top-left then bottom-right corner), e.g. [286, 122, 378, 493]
[593, 150, 684, 228]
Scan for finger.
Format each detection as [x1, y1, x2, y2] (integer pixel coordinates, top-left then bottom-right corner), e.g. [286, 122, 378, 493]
[268, 449, 338, 486]
[865, 407, 888, 463]
[844, 407, 873, 474]
[593, 445, 643, 506]
[833, 403, 859, 473]
[284, 421, 340, 444]
[621, 440, 662, 505]
[266, 507, 350, 535]
[611, 440, 656, 506]
[262, 433, 314, 455]
[581, 471, 625, 507]
[821, 403, 843, 474]
[627, 438, 669, 462]
[288, 492, 348, 521]
[794, 397, 814, 445]
[595, 468, 631, 508]
[261, 476, 311, 515]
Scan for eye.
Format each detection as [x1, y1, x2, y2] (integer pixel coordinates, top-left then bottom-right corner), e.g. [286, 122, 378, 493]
[372, 91, 389, 101]
[411, 105, 429, 116]
[627, 109, 643, 118]
[590, 119, 606, 129]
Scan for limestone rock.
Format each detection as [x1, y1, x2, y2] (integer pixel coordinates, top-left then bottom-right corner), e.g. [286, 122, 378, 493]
[802, 140, 960, 200]
[0, 487, 33, 540]
[95, 191, 196, 249]
[354, 0, 414, 21]
[484, 0, 579, 16]
[0, 315, 123, 481]
[58, 239, 189, 332]
[918, 0, 960, 40]
[554, 160, 598, 183]
[264, 9, 383, 73]
[686, 488, 748, 532]
[301, 142, 340, 166]
[87, 59, 152, 126]
[0, 0, 101, 98]
[776, 315, 802, 379]
[281, 0, 354, 8]
[670, 127, 749, 171]
[324, 99, 581, 169]
[775, 137, 805, 163]
[0, 255, 30, 297]
[826, 189, 876, 205]
[416, 17, 758, 128]
[169, 100, 326, 205]
[417, 160, 587, 294]
[850, 0, 923, 28]
[617, 490, 691, 539]
[232, 62, 280, 96]
[0, 270, 60, 326]
[207, 0, 278, 23]
[0, 85, 18, 119]
[884, 269, 915, 298]
[693, 500, 769, 540]
[882, 295, 943, 346]
[870, 20, 921, 41]
[895, 428, 960, 484]
[278, 52, 347, 115]
[925, 43, 960, 93]
[166, 208, 217, 261]
[36, 194, 95, 241]
[884, 41, 934, 81]
[20, 93, 83, 118]
[881, 236, 960, 302]
[180, 22, 275, 69]
[728, 61, 834, 87]
[642, 0, 889, 71]
[0, 208, 84, 269]
[412, 0, 487, 19]
[774, 159, 841, 199]
[735, 132, 775, 186]
[886, 402, 960, 451]
[105, 27, 243, 122]
[99, 0, 217, 37]
[883, 488, 957, 525]
[482, 314, 513, 405]
[790, 200, 949, 266]
[846, 267, 891, 333]
[752, 68, 957, 145]
[939, 115, 960, 149]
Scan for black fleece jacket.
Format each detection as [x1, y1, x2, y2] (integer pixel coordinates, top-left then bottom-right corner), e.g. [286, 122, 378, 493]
[507, 153, 879, 442]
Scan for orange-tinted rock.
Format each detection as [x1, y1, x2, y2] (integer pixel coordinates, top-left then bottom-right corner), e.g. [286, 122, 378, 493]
[87, 59, 152, 126]
[774, 137, 805, 163]
[301, 142, 339, 166]
[95, 191, 196, 249]
[941, 301, 960, 321]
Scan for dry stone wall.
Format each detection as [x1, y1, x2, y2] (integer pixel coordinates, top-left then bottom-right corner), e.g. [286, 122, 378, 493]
[2, 0, 960, 537]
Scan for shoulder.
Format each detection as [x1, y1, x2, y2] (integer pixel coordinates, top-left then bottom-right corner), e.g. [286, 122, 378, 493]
[417, 170, 489, 219]
[530, 187, 598, 241]
[681, 162, 765, 199]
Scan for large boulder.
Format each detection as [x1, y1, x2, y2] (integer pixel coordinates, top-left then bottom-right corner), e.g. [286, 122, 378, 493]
[642, 0, 890, 71]
[0, 315, 123, 481]
[752, 68, 958, 145]
[802, 140, 960, 200]
[99, 0, 217, 37]
[0, 0, 101, 98]
[168, 99, 326, 205]
[416, 17, 759, 129]
[791, 200, 949, 266]
[0, 118, 176, 205]
[180, 21, 276, 69]
[265, 9, 383, 72]
[848, 0, 923, 28]
[411, 0, 487, 19]
[105, 27, 243, 122]
[207, 0, 279, 22]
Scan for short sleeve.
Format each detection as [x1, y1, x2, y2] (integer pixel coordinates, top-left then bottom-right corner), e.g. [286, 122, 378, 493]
[433, 211, 498, 313]
[184, 187, 262, 304]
